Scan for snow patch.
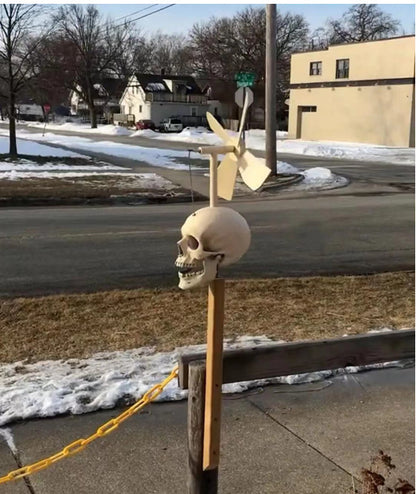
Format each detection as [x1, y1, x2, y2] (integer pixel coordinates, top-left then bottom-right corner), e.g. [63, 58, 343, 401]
[277, 139, 415, 166]
[0, 136, 86, 158]
[28, 122, 133, 136]
[0, 334, 410, 426]
[0, 130, 196, 171]
[0, 428, 17, 455]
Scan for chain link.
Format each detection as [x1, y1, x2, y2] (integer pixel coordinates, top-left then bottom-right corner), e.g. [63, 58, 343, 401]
[0, 366, 179, 485]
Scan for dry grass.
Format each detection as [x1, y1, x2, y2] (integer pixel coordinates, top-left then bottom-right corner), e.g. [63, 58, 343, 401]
[0, 272, 414, 364]
[0, 155, 186, 199]
[0, 176, 184, 199]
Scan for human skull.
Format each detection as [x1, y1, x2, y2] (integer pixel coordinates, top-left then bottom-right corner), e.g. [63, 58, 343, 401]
[175, 207, 251, 290]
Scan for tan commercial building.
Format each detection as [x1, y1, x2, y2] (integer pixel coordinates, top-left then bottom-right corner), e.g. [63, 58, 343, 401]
[288, 35, 415, 147]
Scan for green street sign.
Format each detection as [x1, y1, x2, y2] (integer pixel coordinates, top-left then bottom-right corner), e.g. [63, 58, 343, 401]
[235, 72, 256, 88]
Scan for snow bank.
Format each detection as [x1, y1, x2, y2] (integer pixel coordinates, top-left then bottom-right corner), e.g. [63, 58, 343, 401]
[0, 131, 347, 191]
[0, 159, 125, 173]
[277, 139, 415, 166]
[0, 129, 196, 171]
[19, 121, 415, 165]
[295, 166, 349, 190]
[0, 334, 409, 426]
[28, 122, 133, 136]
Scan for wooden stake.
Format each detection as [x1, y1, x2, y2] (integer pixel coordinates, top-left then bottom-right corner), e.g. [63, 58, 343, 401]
[187, 361, 218, 494]
[203, 278, 225, 471]
[209, 153, 218, 207]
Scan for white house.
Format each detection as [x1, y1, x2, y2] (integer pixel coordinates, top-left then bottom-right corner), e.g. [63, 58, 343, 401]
[69, 78, 125, 119]
[119, 74, 209, 126]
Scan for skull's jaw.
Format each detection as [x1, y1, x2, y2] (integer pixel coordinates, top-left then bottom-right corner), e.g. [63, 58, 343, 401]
[176, 256, 221, 290]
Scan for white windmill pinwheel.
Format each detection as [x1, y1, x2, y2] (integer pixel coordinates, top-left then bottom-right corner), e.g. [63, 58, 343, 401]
[205, 94, 271, 200]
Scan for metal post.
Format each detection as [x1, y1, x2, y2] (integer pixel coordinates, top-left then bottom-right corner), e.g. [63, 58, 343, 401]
[266, 4, 277, 175]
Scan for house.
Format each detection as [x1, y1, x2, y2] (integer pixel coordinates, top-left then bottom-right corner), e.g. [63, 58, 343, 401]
[119, 74, 208, 126]
[69, 78, 126, 121]
[288, 35, 415, 147]
[197, 78, 272, 130]
[196, 79, 237, 120]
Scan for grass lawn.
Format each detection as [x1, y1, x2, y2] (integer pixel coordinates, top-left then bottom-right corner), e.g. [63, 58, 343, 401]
[0, 155, 190, 201]
[0, 271, 413, 364]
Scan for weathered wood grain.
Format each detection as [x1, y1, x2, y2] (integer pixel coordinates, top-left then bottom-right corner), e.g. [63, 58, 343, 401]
[178, 330, 415, 390]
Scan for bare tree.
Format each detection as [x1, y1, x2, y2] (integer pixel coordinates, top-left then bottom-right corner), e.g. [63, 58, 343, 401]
[326, 4, 401, 44]
[190, 7, 308, 82]
[146, 32, 194, 75]
[112, 28, 152, 78]
[0, 4, 47, 156]
[26, 34, 77, 119]
[190, 6, 308, 124]
[53, 5, 134, 128]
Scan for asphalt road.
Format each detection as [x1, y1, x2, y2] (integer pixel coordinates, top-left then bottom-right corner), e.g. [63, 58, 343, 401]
[0, 194, 414, 297]
[0, 124, 414, 296]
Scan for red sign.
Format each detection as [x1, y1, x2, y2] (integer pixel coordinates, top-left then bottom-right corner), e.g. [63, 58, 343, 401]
[43, 104, 51, 113]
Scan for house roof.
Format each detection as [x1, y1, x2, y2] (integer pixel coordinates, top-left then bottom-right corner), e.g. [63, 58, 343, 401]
[96, 78, 126, 99]
[196, 79, 237, 102]
[134, 74, 204, 95]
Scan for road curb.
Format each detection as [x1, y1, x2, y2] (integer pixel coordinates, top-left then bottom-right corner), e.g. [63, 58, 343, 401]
[0, 193, 207, 207]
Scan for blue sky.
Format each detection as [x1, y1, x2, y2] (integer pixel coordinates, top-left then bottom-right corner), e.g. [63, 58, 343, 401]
[95, 4, 415, 36]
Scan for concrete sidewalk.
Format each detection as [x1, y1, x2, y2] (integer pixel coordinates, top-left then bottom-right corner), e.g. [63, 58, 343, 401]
[1, 367, 414, 493]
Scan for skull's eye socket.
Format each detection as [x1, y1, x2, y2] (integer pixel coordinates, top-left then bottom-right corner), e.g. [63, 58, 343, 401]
[187, 236, 199, 250]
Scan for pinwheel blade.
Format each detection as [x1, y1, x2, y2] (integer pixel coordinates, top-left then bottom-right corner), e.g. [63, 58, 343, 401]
[238, 151, 271, 191]
[217, 154, 239, 200]
[206, 112, 232, 144]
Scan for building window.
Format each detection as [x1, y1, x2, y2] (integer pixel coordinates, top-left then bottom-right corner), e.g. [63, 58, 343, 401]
[301, 106, 317, 112]
[139, 105, 142, 113]
[336, 59, 349, 79]
[309, 61, 322, 76]
[191, 107, 197, 116]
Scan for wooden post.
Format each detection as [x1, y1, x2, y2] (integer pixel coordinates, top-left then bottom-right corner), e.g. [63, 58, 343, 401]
[187, 361, 218, 494]
[203, 278, 225, 472]
[209, 153, 218, 207]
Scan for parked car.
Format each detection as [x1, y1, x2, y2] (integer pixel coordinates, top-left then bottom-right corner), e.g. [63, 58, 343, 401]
[136, 119, 156, 131]
[159, 118, 183, 133]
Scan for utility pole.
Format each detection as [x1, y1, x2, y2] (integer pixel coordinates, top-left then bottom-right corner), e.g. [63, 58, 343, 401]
[265, 4, 277, 175]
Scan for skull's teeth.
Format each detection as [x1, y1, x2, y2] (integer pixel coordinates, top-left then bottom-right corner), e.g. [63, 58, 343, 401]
[179, 270, 204, 278]
[175, 261, 198, 268]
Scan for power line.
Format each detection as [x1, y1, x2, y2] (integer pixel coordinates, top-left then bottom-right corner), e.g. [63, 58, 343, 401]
[113, 5, 159, 22]
[113, 4, 175, 29]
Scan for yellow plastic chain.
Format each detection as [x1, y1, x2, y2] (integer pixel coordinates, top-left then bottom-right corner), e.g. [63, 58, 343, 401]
[0, 366, 179, 485]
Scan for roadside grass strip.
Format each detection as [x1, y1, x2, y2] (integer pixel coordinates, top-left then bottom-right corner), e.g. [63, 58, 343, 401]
[0, 272, 413, 364]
